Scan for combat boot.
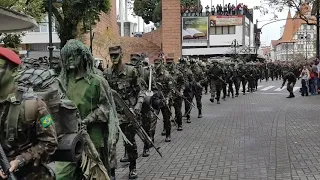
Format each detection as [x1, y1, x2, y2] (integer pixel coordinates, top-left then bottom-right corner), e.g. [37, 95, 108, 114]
[161, 129, 166, 136]
[110, 168, 116, 180]
[198, 109, 202, 118]
[165, 135, 171, 142]
[142, 148, 150, 157]
[217, 100, 220, 104]
[210, 97, 214, 103]
[120, 150, 129, 162]
[129, 161, 138, 179]
[177, 125, 183, 131]
[186, 115, 191, 123]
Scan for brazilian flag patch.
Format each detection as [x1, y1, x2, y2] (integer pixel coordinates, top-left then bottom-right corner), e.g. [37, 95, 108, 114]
[40, 115, 53, 128]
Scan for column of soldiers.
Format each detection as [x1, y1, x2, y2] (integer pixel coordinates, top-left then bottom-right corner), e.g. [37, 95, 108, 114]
[1, 42, 305, 180]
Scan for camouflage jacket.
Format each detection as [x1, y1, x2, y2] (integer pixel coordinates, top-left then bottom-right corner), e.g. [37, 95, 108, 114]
[0, 90, 58, 168]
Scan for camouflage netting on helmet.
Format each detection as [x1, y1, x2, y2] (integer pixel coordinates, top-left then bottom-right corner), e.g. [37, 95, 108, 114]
[59, 39, 95, 89]
[16, 69, 56, 90]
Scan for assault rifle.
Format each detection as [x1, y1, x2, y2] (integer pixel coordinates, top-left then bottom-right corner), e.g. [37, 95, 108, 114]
[112, 90, 163, 157]
[0, 144, 18, 180]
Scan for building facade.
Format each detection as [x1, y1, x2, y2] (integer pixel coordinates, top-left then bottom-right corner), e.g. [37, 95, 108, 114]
[272, 4, 316, 61]
[181, 11, 256, 57]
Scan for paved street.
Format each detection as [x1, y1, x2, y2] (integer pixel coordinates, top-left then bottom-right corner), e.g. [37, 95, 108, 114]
[115, 80, 320, 180]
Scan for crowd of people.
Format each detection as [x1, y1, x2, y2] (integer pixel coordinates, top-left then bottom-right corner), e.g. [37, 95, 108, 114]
[181, 3, 251, 16]
[0, 41, 313, 180]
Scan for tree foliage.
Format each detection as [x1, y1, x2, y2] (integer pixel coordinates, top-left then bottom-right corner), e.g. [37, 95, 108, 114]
[132, 0, 200, 25]
[256, 0, 317, 24]
[0, 33, 24, 48]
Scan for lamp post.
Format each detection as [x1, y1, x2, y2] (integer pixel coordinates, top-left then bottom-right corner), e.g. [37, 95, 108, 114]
[48, 0, 62, 68]
[231, 39, 239, 60]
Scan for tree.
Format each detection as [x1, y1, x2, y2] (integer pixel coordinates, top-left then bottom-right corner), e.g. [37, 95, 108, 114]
[49, 0, 111, 47]
[133, 0, 158, 24]
[257, 0, 317, 23]
[0, 0, 45, 48]
[0, 33, 24, 48]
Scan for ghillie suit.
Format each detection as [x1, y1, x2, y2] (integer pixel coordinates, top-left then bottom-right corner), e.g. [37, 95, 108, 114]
[55, 39, 125, 180]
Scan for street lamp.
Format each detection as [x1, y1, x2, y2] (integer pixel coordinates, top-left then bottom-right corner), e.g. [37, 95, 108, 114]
[231, 39, 239, 60]
[48, 0, 62, 68]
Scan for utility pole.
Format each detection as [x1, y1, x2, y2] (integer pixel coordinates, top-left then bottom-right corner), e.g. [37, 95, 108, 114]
[317, 0, 319, 59]
[48, 0, 53, 68]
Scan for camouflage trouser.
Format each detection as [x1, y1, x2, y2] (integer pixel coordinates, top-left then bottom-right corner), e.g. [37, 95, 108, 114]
[287, 81, 296, 94]
[241, 78, 247, 93]
[141, 110, 157, 148]
[233, 77, 240, 95]
[120, 122, 138, 168]
[16, 164, 55, 180]
[173, 96, 183, 126]
[210, 79, 222, 100]
[183, 90, 193, 117]
[192, 84, 202, 109]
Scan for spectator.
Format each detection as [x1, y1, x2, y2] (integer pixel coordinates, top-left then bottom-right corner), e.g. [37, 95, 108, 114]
[211, 5, 215, 15]
[205, 5, 210, 16]
[300, 65, 310, 96]
[310, 61, 318, 95]
[199, 4, 203, 16]
[228, 3, 231, 15]
[224, 4, 228, 15]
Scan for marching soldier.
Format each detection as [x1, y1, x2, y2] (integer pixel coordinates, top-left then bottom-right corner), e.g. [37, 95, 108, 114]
[105, 46, 147, 179]
[208, 60, 225, 104]
[190, 59, 204, 118]
[154, 58, 174, 142]
[0, 47, 58, 180]
[166, 58, 184, 130]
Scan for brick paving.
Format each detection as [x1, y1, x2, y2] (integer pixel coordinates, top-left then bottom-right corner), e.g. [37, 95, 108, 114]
[115, 81, 320, 180]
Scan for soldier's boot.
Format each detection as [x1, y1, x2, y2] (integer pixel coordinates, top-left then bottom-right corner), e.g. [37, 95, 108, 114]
[210, 97, 214, 103]
[129, 161, 138, 179]
[161, 129, 166, 136]
[165, 135, 171, 142]
[177, 125, 183, 131]
[186, 115, 191, 123]
[287, 92, 295, 98]
[142, 147, 150, 157]
[110, 168, 116, 180]
[120, 150, 129, 162]
[198, 109, 202, 118]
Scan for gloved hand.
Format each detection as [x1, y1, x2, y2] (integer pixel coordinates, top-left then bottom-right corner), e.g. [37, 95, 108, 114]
[133, 103, 142, 115]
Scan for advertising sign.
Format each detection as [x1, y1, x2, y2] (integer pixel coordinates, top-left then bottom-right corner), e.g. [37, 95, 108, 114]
[182, 17, 208, 40]
[210, 15, 243, 26]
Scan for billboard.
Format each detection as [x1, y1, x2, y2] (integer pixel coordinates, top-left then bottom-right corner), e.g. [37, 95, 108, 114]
[182, 17, 208, 40]
[210, 15, 243, 27]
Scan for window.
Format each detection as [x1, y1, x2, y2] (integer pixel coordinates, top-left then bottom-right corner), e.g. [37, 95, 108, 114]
[245, 23, 250, 36]
[209, 26, 236, 35]
[39, 22, 48, 32]
[304, 24, 308, 30]
[310, 25, 314, 30]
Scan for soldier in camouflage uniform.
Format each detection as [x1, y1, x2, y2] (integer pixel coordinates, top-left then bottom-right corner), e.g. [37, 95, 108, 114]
[238, 62, 247, 95]
[179, 58, 194, 123]
[154, 58, 174, 142]
[247, 63, 256, 93]
[56, 40, 118, 180]
[0, 47, 58, 180]
[190, 59, 204, 118]
[166, 58, 184, 130]
[105, 46, 146, 179]
[226, 63, 235, 98]
[221, 62, 227, 100]
[208, 60, 224, 104]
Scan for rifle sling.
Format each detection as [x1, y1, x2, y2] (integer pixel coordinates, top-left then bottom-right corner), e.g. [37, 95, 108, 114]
[6, 92, 23, 143]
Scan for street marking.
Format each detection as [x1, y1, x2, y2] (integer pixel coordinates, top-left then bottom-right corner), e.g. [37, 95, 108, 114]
[293, 87, 300, 92]
[273, 87, 283, 91]
[258, 92, 287, 95]
[261, 86, 275, 91]
[257, 85, 263, 89]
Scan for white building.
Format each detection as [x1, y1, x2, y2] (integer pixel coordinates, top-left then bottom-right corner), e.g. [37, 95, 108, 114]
[181, 11, 256, 57]
[21, 14, 60, 51]
[272, 5, 316, 61]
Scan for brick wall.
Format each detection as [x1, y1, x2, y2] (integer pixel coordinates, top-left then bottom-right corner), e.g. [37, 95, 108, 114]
[162, 0, 181, 61]
[142, 28, 162, 48]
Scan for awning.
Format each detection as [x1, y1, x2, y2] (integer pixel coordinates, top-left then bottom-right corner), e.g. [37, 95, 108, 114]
[0, 7, 38, 33]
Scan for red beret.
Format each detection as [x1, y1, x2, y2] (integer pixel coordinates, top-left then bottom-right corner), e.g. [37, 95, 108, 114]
[0, 47, 21, 65]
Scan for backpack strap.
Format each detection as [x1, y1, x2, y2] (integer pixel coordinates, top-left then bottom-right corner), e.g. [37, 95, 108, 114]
[6, 91, 23, 143]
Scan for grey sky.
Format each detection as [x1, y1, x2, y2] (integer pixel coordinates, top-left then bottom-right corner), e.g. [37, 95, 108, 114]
[201, 0, 289, 46]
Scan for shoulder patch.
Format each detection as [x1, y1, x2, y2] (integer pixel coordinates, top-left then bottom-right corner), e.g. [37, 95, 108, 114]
[40, 115, 53, 128]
